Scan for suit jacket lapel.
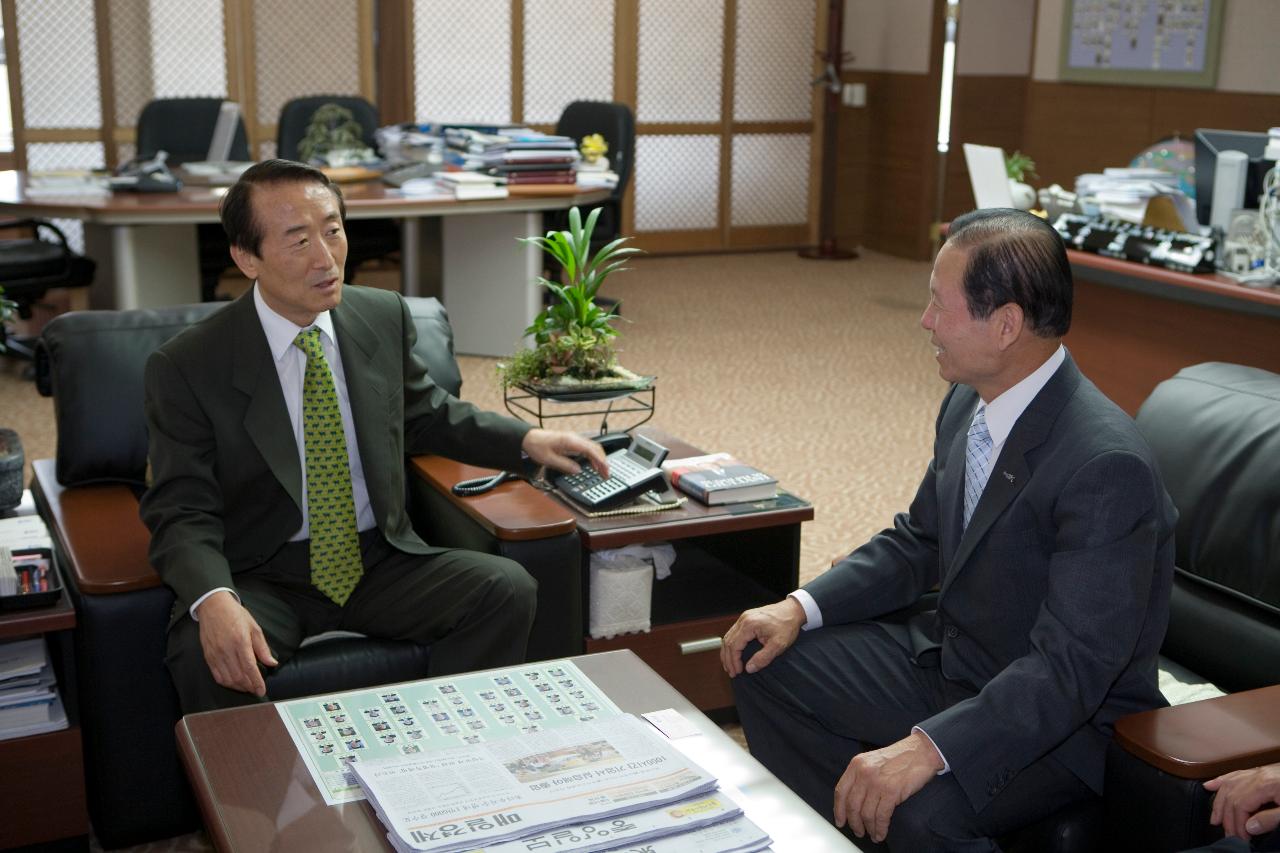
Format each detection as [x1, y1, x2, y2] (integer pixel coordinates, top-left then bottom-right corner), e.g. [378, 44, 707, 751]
[229, 293, 303, 512]
[941, 354, 1084, 594]
[332, 294, 388, 496]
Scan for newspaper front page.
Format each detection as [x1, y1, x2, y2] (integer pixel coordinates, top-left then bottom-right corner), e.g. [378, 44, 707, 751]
[352, 714, 721, 853]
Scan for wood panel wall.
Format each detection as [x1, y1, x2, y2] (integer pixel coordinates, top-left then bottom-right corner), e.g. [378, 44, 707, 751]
[835, 71, 1280, 261]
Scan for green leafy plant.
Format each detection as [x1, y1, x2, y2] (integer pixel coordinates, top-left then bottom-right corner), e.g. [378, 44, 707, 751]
[1005, 150, 1038, 183]
[0, 286, 17, 354]
[499, 206, 642, 387]
[298, 104, 373, 165]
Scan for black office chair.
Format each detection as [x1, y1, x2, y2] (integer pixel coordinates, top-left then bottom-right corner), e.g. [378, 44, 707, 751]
[543, 101, 635, 308]
[0, 218, 95, 366]
[276, 95, 400, 285]
[134, 98, 251, 302]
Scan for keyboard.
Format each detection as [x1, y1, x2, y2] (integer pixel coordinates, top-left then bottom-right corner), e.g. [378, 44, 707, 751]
[1053, 213, 1217, 274]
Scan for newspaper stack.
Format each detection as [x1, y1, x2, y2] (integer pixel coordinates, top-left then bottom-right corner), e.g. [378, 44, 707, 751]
[351, 713, 770, 853]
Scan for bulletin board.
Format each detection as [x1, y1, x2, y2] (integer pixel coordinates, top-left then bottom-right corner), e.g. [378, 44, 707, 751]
[1059, 0, 1224, 88]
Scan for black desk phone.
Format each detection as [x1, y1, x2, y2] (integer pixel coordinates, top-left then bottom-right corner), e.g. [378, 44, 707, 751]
[555, 433, 669, 510]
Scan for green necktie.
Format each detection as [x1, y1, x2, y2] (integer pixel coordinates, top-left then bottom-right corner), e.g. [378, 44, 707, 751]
[294, 328, 362, 606]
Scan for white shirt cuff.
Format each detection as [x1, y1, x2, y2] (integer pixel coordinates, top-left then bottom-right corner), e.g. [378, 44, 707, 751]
[789, 590, 823, 630]
[189, 587, 239, 621]
[913, 725, 951, 775]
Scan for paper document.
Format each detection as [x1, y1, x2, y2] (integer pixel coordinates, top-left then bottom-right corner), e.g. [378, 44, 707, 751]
[963, 144, 1014, 210]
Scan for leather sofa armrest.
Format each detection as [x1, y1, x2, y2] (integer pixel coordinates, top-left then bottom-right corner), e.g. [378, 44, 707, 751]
[1114, 684, 1280, 778]
[407, 455, 576, 542]
[32, 458, 160, 594]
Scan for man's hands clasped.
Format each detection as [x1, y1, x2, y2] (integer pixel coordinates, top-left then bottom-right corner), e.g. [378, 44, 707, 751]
[196, 590, 277, 696]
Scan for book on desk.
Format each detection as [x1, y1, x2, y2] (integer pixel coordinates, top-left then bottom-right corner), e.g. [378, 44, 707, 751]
[663, 453, 779, 505]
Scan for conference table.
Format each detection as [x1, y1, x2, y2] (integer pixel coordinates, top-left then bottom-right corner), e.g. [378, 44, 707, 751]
[0, 170, 609, 356]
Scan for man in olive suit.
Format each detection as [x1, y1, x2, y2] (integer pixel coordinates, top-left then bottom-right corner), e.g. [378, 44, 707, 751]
[141, 159, 606, 712]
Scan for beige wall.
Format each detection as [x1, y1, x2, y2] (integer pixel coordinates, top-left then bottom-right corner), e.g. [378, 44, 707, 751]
[1034, 0, 1280, 94]
[843, 0, 933, 74]
[955, 0, 1033, 76]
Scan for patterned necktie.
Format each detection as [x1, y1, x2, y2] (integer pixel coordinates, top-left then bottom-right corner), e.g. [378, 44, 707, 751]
[294, 328, 362, 605]
[963, 406, 993, 529]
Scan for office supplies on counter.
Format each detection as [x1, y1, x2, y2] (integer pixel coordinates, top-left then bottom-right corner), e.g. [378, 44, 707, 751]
[1053, 213, 1217, 274]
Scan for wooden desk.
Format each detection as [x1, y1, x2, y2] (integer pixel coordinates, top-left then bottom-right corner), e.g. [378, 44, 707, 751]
[1064, 250, 1280, 415]
[0, 171, 608, 356]
[176, 650, 856, 852]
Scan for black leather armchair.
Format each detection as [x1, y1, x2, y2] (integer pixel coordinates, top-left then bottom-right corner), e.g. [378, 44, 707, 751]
[1004, 362, 1280, 853]
[0, 218, 95, 363]
[31, 297, 581, 848]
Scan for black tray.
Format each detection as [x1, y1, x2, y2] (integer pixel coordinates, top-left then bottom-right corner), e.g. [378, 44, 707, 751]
[0, 547, 63, 611]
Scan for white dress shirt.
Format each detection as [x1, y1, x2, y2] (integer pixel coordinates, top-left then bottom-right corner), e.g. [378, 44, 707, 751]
[190, 284, 377, 618]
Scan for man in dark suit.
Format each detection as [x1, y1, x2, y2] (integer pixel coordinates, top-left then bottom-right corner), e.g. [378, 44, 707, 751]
[141, 159, 606, 713]
[721, 208, 1177, 850]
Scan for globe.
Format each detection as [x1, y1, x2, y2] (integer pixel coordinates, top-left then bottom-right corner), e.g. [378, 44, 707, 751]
[1130, 136, 1197, 198]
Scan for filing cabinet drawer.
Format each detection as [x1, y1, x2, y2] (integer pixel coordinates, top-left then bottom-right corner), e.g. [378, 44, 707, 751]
[584, 614, 737, 711]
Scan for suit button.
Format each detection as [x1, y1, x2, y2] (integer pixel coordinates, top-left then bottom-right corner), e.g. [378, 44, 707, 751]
[947, 626, 959, 638]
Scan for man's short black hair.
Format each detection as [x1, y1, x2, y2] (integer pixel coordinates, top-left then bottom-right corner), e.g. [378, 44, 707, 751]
[219, 159, 346, 256]
[947, 208, 1073, 338]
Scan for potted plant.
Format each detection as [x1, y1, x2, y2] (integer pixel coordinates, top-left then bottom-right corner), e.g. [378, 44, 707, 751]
[499, 206, 649, 395]
[1005, 150, 1038, 210]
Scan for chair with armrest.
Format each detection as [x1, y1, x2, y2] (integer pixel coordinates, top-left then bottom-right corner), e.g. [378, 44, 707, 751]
[134, 97, 252, 303]
[998, 362, 1280, 853]
[1102, 362, 1280, 851]
[543, 101, 635, 306]
[31, 296, 581, 848]
[0, 218, 95, 364]
[276, 95, 400, 285]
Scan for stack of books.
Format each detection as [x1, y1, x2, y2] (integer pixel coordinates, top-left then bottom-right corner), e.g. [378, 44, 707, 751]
[434, 170, 508, 201]
[443, 127, 580, 196]
[0, 637, 67, 741]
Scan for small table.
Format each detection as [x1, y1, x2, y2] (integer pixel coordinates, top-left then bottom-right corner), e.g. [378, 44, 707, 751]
[411, 427, 814, 710]
[177, 649, 855, 851]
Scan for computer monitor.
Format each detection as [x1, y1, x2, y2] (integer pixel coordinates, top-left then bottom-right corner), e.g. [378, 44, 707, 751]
[205, 101, 243, 164]
[1194, 128, 1272, 228]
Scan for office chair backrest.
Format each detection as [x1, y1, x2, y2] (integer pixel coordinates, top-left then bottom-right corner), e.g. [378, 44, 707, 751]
[135, 98, 250, 166]
[555, 100, 635, 200]
[276, 95, 380, 161]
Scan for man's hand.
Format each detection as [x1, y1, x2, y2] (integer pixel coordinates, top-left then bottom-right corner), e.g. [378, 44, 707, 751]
[1206, 763, 1280, 840]
[195, 591, 277, 697]
[720, 597, 806, 677]
[834, 730, 944, 843]
[522, 429, 609, 477]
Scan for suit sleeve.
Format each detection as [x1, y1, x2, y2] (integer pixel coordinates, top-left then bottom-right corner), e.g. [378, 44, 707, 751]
[395, 296, 531, 468]
[802, 386, 958, 624]
[919, 448, 1163, 811]
[139, 349, 237, 609]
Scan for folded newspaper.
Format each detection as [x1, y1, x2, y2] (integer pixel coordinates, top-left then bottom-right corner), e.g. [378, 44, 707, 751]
[386, 791, 770, 853]
[351, 714, 729, 853]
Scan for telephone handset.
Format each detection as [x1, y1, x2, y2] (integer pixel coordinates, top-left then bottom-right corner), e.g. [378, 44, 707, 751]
[554, 433, 669, 510]
[110, 150, 182, 192]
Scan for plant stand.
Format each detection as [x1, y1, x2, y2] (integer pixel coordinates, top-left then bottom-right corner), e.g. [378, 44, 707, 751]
[504, 384, 655, 434]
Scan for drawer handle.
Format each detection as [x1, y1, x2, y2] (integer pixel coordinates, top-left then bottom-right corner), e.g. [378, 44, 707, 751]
[679, 637, 723, 655]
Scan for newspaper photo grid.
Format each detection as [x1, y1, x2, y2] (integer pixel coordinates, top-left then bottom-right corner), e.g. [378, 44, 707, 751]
[279, 660, 623, 804]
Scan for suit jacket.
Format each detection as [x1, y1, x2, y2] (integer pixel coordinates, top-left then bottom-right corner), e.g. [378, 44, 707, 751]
[140, 285, 530, 613]
[804, 353, 1176, 812]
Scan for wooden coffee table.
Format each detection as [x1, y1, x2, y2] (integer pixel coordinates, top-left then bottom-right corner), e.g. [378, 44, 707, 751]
[177, 649, 855, 851]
